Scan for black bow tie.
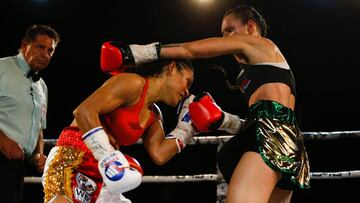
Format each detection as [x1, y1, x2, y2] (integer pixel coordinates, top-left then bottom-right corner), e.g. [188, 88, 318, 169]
[27, 70, 40, 82]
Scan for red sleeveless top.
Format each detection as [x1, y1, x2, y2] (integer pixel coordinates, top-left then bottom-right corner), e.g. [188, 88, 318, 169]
[102, 79, 155, 146]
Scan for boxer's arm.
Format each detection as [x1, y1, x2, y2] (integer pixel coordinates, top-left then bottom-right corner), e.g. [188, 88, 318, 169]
[73, 73, 143, 134]
[74, 74, 145, 195]
[142, 97, 196, 165]
[76, 74, 139, 159]
[102, 35, 270, 71]
[142, 120, 178, 165]
[142, 104, 178, 165]
[159, 35, 271, 62]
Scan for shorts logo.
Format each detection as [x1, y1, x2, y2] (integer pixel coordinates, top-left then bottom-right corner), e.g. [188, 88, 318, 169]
[74, 173, 97, 203]
[74, 188, 90, 203]
[105, 160, 126, 181]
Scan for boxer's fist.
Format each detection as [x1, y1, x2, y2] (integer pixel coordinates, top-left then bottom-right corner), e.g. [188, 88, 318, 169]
[82, 127, 142, 194]
[101, 42, 135, 75]
[167, 95, 197, 152]
[189, 92, 244, 134]
[100, 41, 161, 75]
[189, 92, 223, 132]
[98, 151, 142, 194]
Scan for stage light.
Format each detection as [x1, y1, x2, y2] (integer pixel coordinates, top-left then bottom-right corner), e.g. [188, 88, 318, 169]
[195, 0, 214, 4]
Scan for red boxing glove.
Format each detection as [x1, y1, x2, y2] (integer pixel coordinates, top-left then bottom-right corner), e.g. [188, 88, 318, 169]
[189, 92, 245, 134]
[189, 92, 223, 132]
[100, 41, 161, 75]
[100, 41, 135, 75]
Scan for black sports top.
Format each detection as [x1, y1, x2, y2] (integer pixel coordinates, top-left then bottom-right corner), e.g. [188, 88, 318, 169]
[236, 62, 296, 104]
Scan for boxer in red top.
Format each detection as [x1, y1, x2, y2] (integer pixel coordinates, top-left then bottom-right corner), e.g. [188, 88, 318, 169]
[42, 59, 195, 203]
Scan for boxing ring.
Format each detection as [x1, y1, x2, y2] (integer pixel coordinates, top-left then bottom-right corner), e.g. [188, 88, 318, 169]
[25, 130, 360, 202]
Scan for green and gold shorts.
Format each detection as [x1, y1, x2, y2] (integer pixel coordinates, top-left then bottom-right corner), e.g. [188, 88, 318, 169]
[217, 100, 310, 190]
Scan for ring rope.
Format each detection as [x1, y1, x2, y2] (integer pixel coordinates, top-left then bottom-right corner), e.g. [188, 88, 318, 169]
[43, 130, 360, 146]
[24, 175, 219, 184]
[34, 130, 360, 186]
[310, 170, 360, 179]
[24, 170, 360, 184]
[302, 130, 360, 140]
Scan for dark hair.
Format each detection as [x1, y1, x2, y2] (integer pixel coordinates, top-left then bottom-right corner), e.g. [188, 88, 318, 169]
[210, 64, 238, 92]
[127, 59, 193, 77]
[24, 24, 60, 45]
[224, 5, 268, 37]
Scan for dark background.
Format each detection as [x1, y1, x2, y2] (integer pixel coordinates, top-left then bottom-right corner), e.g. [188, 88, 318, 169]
[1, 0, 360, 202]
